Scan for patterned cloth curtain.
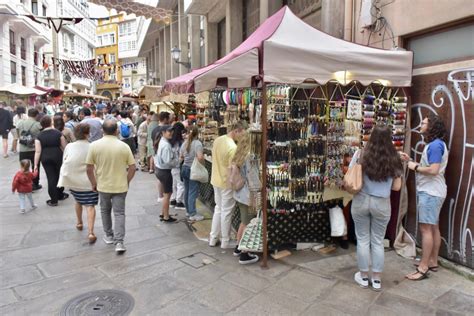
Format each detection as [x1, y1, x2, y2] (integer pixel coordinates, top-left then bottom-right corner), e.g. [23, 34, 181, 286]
[89, 0, 172, 21]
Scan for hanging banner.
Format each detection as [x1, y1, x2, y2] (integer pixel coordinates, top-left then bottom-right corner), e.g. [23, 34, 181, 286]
[52, 58, 98, 80]
[89, 0, 172, 21]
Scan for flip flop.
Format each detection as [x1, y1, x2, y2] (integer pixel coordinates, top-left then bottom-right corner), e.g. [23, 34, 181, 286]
[406, 268, 429, 281]
[414, 263, 439, 272]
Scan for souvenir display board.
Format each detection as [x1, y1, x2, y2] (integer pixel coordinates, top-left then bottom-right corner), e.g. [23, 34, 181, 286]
[265, 83, 408, 250]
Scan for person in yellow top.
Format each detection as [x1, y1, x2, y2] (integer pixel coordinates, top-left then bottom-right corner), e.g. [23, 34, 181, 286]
[209, 120, 247, 248]
[86, 119, 136, 254]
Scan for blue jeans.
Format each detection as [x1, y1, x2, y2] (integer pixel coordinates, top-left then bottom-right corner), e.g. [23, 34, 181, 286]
[351, 192, 391, 273]
[181, 165, 199, 217]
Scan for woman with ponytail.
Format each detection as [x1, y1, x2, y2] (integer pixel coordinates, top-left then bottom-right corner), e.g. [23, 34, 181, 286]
[180, 125, 205, 221]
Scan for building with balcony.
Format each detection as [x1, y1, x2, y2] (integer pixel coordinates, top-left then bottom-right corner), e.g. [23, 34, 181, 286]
[95, 13, 122, 100]
[0, 0, 51, 88]
[118, 15, 146, 96]
[43, 0, 96, 94]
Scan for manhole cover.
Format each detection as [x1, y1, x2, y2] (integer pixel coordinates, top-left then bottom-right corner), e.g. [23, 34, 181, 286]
[179, 252, 218, 269]
[60, 289, 134, 316]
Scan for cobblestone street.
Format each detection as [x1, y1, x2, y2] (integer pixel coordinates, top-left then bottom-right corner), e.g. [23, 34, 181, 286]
[1, 152, 473, 315]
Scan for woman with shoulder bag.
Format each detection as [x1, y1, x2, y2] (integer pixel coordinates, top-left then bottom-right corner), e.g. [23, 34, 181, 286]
[229, 132, 259, 265]
[349, 125, 402, 291]
[180, 125, 205, 221]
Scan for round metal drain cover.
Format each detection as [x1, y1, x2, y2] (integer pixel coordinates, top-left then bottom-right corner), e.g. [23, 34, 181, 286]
[60, 289, 134, 316]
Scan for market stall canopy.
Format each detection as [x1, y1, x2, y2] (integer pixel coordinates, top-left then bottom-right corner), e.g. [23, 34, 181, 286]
[0, 83, 47, 95]
[138, 85, 162, 101]
[64, 92, 109, 100]
[117, 96, 138, 102]
[164, 6, 413, 94]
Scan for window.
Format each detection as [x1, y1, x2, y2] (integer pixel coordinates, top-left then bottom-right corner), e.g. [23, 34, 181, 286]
[63, 33, 69, 52]
[34, 49, 39, 66]
[11, 61, 17, 83]
[109, 33, 115, 45]
[406, 23, 474, 67]
[131, 41, 136, 50]
[32, 0, 38, 15]
[97, 35, 102, 47]
[34, 71, 38, 85]
[21, 66, 26, 85]
[109, 53, 116, 64]
[9, 30, 15, 55]
[42, 5, 46, 16]
[20, 38, 26, 60]
[110, 71, 116, 81]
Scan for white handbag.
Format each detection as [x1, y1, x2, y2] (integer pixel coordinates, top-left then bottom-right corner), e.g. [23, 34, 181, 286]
[190, 158, 208, 183]
[329, 206, 347, 237]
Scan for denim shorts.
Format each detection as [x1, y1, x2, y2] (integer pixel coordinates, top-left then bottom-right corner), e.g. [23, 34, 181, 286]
[417, 191, 444, 225]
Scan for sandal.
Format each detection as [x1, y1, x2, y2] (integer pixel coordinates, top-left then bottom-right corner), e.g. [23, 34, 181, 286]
[406, 268, 429, 281]
[161, 216, 178, 223]
[414, 263, 439, 272]
[76, 223, 83, 231]
[88, 233, 97, 243]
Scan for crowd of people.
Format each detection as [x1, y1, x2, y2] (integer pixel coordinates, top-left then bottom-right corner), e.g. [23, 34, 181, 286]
[0, 100, 450, 271]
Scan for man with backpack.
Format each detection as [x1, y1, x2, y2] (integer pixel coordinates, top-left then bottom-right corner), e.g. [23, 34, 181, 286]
[118, 111, 137, 155]
[16, 108, 42, 190]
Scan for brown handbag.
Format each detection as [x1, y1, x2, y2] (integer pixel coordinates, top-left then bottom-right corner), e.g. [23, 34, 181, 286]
[343, 149, 363, 194]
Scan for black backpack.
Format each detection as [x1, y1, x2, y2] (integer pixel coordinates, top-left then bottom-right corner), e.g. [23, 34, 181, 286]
[19, 124, 35, 148]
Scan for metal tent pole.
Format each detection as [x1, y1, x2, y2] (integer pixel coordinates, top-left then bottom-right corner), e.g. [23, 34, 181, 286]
[261, 81, 269, 268]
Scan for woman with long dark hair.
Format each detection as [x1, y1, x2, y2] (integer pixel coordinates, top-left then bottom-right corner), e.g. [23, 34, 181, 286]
[349, 125, 402, 291]
[180, 125, 205, 221]
[403, 115, 449, 281]
[53, 116, 75, 144]
[170, 122, 185, 209]
[34, 116, 68, 206]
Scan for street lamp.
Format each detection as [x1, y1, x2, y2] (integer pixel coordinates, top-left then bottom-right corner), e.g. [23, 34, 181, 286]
[139, 78, 145, 86]
[171, 46, 191, 69]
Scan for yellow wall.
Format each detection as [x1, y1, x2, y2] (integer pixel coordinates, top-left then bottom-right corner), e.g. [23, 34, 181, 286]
[95, 14, 125, 93]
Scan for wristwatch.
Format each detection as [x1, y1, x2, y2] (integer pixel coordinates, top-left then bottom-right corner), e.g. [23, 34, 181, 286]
[414, 165, 419, 172]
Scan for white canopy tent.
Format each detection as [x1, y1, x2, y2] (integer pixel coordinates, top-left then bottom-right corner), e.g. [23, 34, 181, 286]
[0, 83, 47, 95]
[164, 6, 413, 93]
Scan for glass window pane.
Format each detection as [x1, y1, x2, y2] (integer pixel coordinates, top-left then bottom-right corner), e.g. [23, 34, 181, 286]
[408, 24, 474, 66]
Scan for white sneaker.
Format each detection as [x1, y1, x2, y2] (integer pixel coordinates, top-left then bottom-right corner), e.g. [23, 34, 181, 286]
[220, 240, 237, 249]
[371, 278, 382, 291]
[157, 197, 164, 203]
[103, 236, 114, 244]
[30, 204, 38, 211]
[354, 272, 369, 288]
[19, 209, 26, 214]
[209, 237, 218, 247]
[115, 242, 126, 253]
[189, 214, 204, 221]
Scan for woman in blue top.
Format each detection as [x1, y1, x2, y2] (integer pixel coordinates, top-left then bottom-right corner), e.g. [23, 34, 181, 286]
[349, 125, 402, 291]
[403, 115, 449, 281]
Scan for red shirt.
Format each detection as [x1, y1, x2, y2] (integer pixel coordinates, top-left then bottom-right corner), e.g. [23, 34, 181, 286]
[12, 171, 38, 193]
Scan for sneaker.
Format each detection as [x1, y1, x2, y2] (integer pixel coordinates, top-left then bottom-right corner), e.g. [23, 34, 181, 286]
[354, 272, 369, 288]
[209, 237, 218, 247]
[220, 240, 236, 249]
[233, 246, 242, 257]
[175, 202, 185, 209]
[170, 200, 177, 206]
[157, 197, 164, 203]
[371, 278, 382, 291]
[19, 209, 26, 214]
[239, 253, 259, 265]
[30, 204, 38, 211]
[189, 214, 204, 221]
[115, 242, 126, 253]
[103, 235, 114, 244]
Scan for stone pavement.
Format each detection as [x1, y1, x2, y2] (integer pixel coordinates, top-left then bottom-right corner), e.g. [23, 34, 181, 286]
[0, 152, 473, 316]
